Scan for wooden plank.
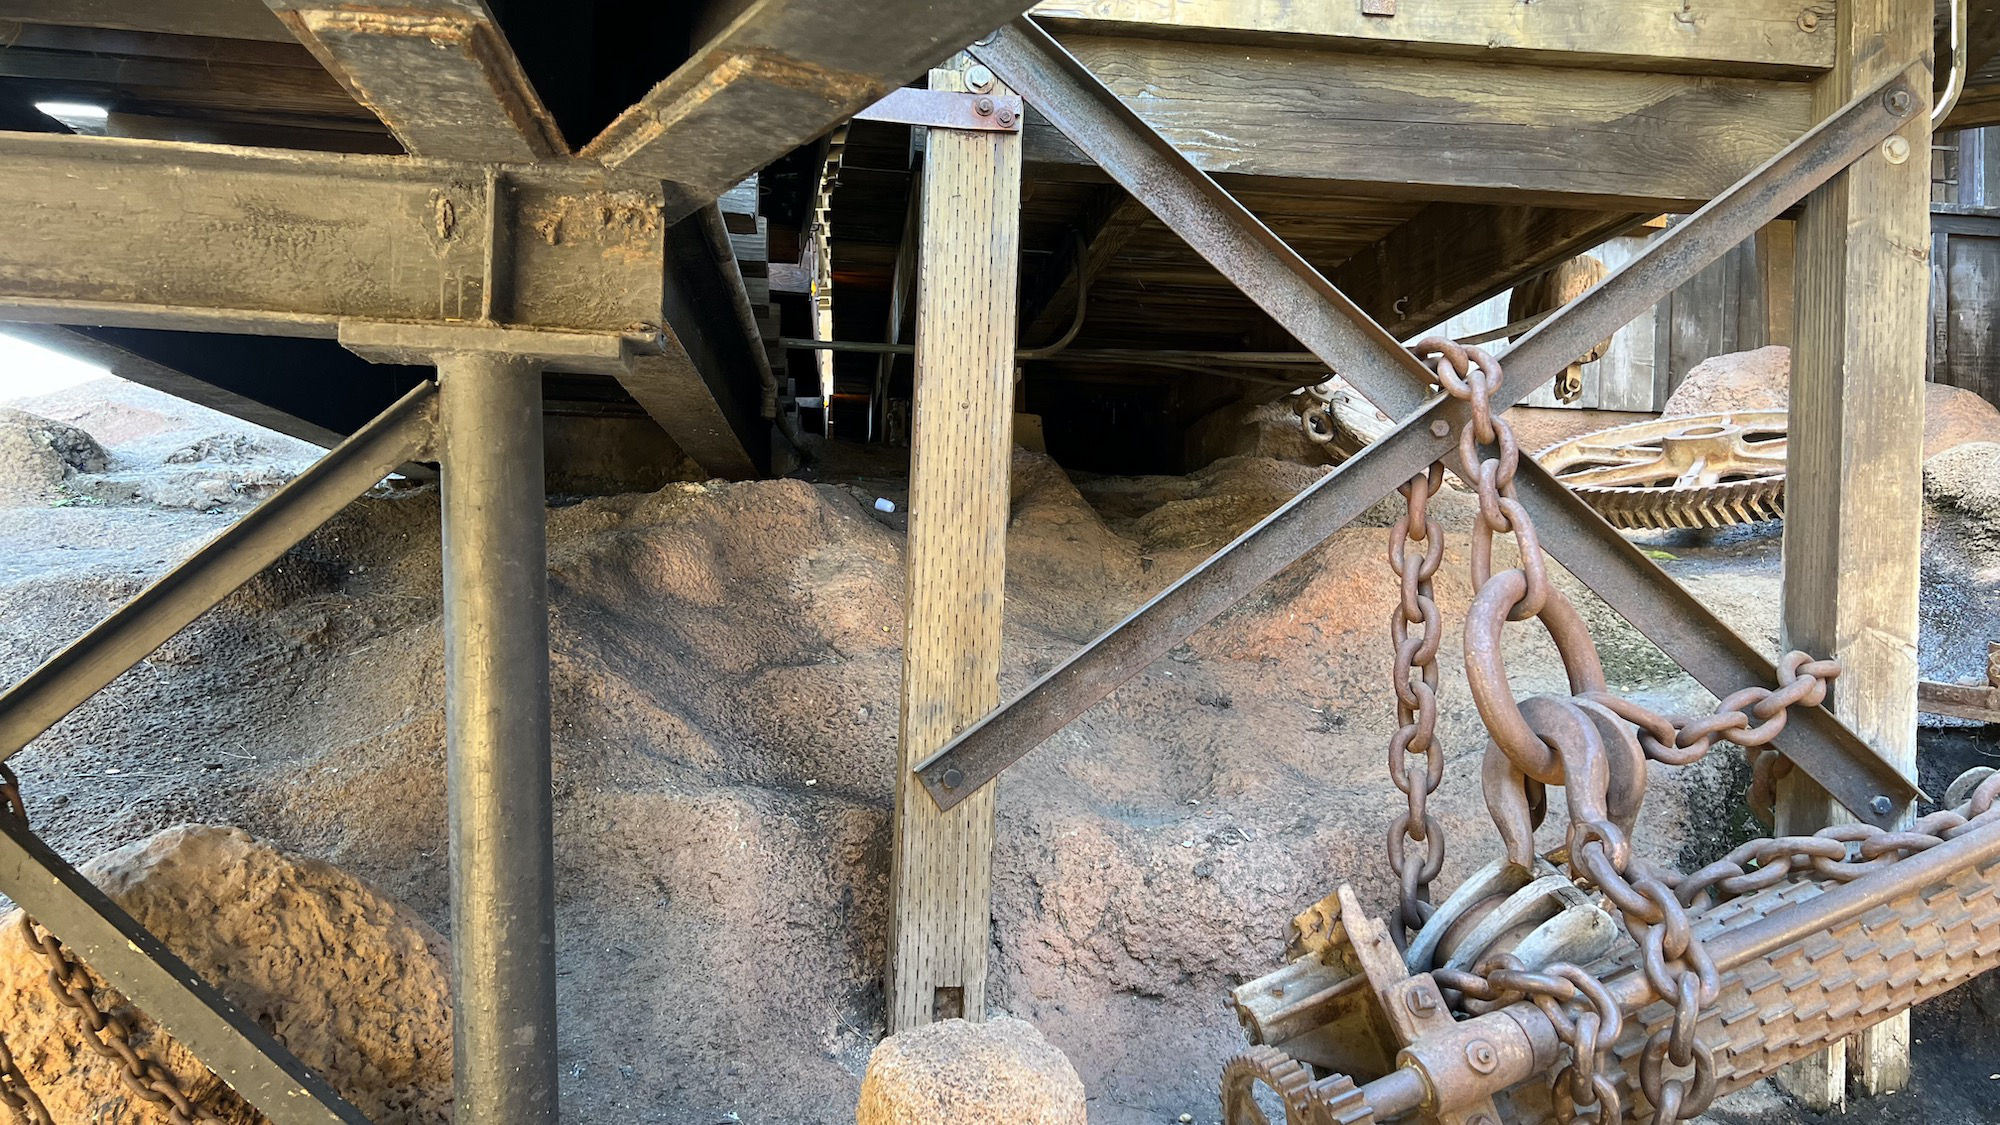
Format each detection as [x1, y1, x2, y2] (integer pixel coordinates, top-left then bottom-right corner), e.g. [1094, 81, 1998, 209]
[1019, 187, 1150, 342]
[887, 57, 1021, 1031]
[578, 0, 1041, 221]
[0, 0, 293, 41]
[266, 0, 566, 162]
[1776, 0, 1931, 1105]
[1029, 0, 1833, 77]
[1330, 203, 1644, 339]
[1021, 34, 1814, 209]
[875, 162, 923, 438]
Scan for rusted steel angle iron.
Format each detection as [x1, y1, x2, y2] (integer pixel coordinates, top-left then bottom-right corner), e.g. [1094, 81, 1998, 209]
[919, 17, 1928, 821]
[0, 815, 375, 1125]
[852, 86, 1024, 131]
[0, 381, 438, 761]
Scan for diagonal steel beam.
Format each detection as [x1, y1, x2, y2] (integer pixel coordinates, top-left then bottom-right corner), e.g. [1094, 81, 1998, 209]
[0, 816, 375, 1124]
[0, 381, 436, 760]
[919, 19, 1927, 824]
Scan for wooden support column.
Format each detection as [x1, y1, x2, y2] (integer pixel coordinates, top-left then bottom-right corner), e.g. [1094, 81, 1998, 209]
[886, 58, 1023, 1031]
[1777, 0, 1931, 1107]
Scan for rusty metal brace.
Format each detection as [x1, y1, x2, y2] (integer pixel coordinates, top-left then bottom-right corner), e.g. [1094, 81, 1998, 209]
[917, 16, 1928, 826]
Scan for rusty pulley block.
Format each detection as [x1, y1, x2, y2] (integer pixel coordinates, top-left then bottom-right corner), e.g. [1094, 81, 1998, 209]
[1220, 339, 2000, 1125]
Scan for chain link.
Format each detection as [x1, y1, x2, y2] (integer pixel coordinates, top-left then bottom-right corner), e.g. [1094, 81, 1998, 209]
[0, 763, 219, 1125]
[1386, 459, 1448, 937]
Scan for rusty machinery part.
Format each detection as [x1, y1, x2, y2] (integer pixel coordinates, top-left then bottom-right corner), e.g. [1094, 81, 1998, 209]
[1535, 411, 1788, 530]
[1221, 1045, 1379, 1125]
[1235, 772, 2000, 1125]
[0, 764, 221, 1125]
[1297, 377, 1394, 461]
[1294, 337, 1886, 1124]
[1509, 255, 1612, 405]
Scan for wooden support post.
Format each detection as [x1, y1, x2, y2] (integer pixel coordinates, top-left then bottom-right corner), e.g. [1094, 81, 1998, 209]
[886, 58, 1023, 1031]
[1777, 0, 1931, 1106]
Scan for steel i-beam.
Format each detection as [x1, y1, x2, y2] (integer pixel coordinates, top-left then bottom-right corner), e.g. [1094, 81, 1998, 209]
[0, 382, 437, 760]
[916, 19, 1928, 823]
[435, 351, 558, 1125]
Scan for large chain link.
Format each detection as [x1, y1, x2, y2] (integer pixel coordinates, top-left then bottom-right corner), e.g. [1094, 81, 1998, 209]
[0, 763, 219, 1125]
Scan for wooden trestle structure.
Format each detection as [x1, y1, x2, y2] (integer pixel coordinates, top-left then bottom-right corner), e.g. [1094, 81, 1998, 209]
[0, 0, 1981, 1119]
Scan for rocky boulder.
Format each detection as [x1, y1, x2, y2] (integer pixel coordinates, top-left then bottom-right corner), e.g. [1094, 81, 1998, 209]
[858, 1017, 1086, 1125]
[0, 408, 107, 503]
[0, 825, 451, 1125]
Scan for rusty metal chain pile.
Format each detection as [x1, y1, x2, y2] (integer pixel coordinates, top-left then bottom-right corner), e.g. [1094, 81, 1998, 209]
[0, 764, 220, 1125]
[1379, 338, 1886, 1123]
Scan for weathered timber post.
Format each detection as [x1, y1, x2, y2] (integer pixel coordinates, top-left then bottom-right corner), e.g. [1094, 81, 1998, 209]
[1778, 0, 1932, 1107]
[887, 56, 1024, 1031]
[436, 352, 559, 1124]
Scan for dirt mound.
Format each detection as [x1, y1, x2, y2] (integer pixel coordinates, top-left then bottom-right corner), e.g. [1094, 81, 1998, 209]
[2, 385, 1992, 1123]
[0, 825, 450, 1125]
[0, 408, 106, 501]
[1662, 346, 1791, 416]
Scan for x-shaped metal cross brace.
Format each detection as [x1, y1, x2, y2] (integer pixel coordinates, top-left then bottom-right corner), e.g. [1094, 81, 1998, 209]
[916, 18, 1929, 827]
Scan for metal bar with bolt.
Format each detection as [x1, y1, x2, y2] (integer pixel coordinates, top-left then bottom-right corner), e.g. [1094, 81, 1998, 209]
[0, 812, 375, 1125]
[0, 381, 438, 761]
[919, 20, 1928, 822]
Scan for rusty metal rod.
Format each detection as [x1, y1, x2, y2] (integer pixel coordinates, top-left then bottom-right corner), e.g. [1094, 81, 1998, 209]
[919, 23, 1926, 822]
[436, 352, 558, 1125]
[0, 381, 437, 761]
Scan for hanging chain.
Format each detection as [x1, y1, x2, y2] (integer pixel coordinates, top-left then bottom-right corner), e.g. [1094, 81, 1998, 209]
[1386, 460, 1448, 937]
[1396, 337, 1878, 1122]
[0, 764, 218, 1125]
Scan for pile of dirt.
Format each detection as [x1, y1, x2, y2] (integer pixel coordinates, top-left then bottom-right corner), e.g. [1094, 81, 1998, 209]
[1, 378, 1995, 1123]
[0, 825, 451, 1125]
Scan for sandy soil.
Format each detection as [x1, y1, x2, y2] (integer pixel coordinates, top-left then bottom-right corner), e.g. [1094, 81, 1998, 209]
[0, 378, 1996, 1124]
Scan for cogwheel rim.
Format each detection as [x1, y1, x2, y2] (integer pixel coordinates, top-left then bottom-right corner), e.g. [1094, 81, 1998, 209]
[1535, 411, 1787, 530]
[1221, 1047, 1375, 1125]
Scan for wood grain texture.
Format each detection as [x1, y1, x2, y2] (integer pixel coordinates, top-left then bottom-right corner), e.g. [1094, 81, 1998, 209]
[1777, 0, 1931, 1104]
[267, 0, 566, 163]
[1330, 203, 1643, 338]
[1021, 34, 1815, 208]
[1030, 0, 1833, 76]
[886, 60, 1021, 1031]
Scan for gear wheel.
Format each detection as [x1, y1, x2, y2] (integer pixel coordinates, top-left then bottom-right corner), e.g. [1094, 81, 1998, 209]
[1221, 1047, 1375, 1125]
[1535, 411, 1786, 530]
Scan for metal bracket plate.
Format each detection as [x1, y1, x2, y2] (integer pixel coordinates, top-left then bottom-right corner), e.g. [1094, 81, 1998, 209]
[852, 87, 1023, 131]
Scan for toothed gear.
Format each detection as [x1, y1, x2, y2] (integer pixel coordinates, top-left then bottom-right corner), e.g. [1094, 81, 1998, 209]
[1221, 1047, 1375, 1125]
[1535, 411, 1787, 530]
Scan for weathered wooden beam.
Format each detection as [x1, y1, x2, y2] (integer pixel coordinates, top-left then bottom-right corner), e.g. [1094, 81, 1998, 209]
[0, 132, 664, 339]
[578, 0, 1042, 221]
[1330, 204, 1647, 339]
[1776, 0, 1933, 1106]
[0, 0, 293, 41]
[1030, 0, 1833, 77]
[1019, 186, 1149, 343]
[265, 0, 566, 162]
[1021, 34, 1815, 209]
[887, 57, 1021, 1032]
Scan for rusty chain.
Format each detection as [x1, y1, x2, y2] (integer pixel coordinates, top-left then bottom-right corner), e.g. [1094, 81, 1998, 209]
[0, 763, 219, 1125]
[1386, 459, 1448, 936]
[1395, 337, 1871, 1122]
